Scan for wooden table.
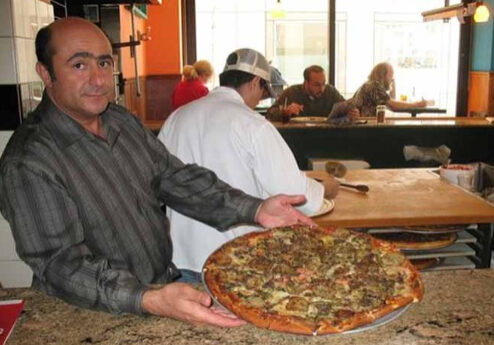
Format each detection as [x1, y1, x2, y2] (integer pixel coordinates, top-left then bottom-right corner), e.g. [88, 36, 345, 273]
[307, 169, 494, 267]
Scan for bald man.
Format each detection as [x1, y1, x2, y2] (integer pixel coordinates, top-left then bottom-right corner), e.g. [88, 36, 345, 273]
[0, 17, 314, 327]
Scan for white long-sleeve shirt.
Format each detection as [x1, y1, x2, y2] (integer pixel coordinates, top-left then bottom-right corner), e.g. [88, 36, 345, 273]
[158, 87, 324, 272]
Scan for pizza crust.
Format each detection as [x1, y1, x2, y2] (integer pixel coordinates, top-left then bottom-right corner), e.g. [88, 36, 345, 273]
[372, 232, 458, 250]
[266, 313, 317, 335]
[411, 257, 443, 270]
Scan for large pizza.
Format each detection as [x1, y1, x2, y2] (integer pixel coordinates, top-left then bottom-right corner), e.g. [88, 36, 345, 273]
[203, 225, 424, 335]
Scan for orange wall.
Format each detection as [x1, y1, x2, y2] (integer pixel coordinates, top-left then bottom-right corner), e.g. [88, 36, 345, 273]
[119, 5, 147, 78]
[145, 0, 182, 75]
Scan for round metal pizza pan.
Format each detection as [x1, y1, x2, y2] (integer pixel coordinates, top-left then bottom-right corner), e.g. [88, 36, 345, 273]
[290, 116, 328, 123]
[332, 304, 411, 335]
[202, 268, 411, 336]
[201, 268, 225, 310]
[373, 232, 458, 252]
[400, 224, 467, 234]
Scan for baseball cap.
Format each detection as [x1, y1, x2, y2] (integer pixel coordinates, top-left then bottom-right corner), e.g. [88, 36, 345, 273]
[223, 48, 276, 98]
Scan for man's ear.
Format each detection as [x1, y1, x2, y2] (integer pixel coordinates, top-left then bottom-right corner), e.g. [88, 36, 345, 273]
[251, 76, 261, 90]
[36, 62, 53, 88]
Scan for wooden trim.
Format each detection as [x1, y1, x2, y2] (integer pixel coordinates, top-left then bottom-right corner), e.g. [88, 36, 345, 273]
[144, 74, 182, 121]
[490, 76, 494, 118]
[328, 0, 335, 85]
[146, 74, 181, 80]
[124, 76, 147, 120]
[456, 0, 473, 117]
[180, 0, 187, 66]
[468, 71, 494, 117]
[181, 0, 196, 65]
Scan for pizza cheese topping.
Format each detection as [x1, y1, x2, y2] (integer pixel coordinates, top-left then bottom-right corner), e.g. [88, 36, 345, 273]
[204, 226, 424, 335]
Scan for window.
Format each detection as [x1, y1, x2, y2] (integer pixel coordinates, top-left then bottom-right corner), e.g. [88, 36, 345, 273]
[197, 0, 329, 91]
[196, 0, 461, 115]
[336, 0, 461, 115]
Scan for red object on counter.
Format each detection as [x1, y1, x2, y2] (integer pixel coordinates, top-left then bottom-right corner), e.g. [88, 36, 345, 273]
[0, 300, 24, 345]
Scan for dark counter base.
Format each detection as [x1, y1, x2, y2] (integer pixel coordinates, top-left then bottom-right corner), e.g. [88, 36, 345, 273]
[278, 126, 494, 169]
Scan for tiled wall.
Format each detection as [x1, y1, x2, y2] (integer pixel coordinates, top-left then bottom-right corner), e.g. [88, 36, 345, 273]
[0, 0, 53, 130]
[0, 131, 33, 288]
[0, 0, 53, 85]
[0, 0, 54, 287]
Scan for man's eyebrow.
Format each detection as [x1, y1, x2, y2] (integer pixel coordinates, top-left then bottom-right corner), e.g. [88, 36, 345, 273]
[67, 52, 93, 62]
[98, 54, 114, 62]
[67, 52, 114, 63]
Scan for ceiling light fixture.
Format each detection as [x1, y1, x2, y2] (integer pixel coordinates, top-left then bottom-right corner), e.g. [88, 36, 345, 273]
[270, 0, 286, 19]
[474, 3, 490, 22]
[422, 1, 490, 24]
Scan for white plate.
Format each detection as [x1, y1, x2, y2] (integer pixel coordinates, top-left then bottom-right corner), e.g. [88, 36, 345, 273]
[290, 116, 327, 123]
[311, 199, 335, 217]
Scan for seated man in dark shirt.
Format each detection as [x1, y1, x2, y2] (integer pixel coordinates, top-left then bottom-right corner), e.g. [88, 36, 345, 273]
[266, 65, 359, 121]
[0, 17, 314, 328]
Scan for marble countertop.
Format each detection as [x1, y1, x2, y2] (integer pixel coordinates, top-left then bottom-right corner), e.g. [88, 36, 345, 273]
[2, 270, 494, 345]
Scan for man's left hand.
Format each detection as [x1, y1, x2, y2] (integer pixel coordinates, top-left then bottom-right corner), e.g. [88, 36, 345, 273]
[255, 195, 316, 228]
[348, 107, 360, 120]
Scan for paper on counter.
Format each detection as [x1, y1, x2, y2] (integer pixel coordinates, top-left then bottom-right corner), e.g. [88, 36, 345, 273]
[0, 299, 25, 345]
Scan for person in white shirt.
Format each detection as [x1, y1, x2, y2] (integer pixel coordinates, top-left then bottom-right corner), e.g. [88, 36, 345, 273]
[158, 48, 339, 282]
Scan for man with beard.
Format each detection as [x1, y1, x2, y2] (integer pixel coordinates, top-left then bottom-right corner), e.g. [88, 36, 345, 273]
[352, 62, 427, 117]
[266, 65, 359, 120]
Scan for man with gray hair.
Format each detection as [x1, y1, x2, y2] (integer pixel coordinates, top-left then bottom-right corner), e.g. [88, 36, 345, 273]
[159, 49, 339, 283]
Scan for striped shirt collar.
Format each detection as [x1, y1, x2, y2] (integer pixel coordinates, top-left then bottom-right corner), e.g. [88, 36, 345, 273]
[35, 92, 121, 149]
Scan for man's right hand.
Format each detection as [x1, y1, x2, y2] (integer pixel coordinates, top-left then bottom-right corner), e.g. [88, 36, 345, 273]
[141, 282, 246, 327]
[414, 99, 427, 108]
[284, 103, 304, 116]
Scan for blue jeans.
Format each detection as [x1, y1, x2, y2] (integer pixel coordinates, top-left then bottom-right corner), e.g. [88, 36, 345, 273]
[175, 269, 202, 283]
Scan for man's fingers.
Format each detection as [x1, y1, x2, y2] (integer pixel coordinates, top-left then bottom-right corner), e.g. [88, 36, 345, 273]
[296, 212, 316, 226]
[283, 194, 307, 206]
[193, 304, 247, 327]
[211, 305, 241, 319]
[175, 283, 212, 308]
[282, 195, 316, 226]
[186, 287, 212, 307]
[184, 287, 245, 325]
[197, 291, 212, 307]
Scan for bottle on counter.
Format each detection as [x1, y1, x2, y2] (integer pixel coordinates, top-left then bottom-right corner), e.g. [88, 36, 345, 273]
[281, 97, 290, 124]
[376, 105, 386, 123]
